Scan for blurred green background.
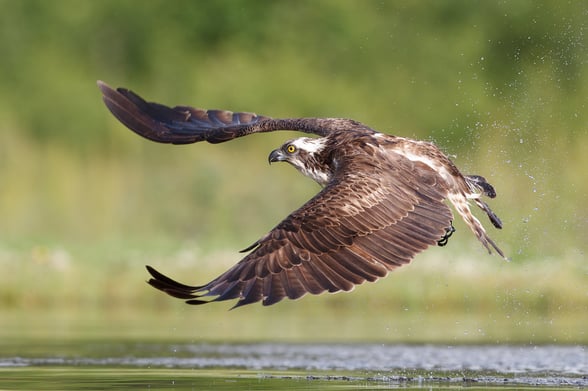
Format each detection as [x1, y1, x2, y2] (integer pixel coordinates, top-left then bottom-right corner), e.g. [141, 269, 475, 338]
[0, 0, 586, 343]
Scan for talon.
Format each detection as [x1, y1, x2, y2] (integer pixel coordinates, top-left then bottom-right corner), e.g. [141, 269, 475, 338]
[437, 221, 455, 247]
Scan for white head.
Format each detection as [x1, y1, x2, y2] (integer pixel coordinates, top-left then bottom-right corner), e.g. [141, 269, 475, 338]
[268, 137, 332, 186]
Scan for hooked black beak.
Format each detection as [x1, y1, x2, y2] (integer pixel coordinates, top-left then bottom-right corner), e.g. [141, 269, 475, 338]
[268, 149, 285, 164]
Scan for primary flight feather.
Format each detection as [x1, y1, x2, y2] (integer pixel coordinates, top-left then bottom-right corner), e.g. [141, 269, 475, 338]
[97, 80, 505, 308]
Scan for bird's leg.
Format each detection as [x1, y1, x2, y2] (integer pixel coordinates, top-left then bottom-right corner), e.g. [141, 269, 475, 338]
[437, 221, 455, 246]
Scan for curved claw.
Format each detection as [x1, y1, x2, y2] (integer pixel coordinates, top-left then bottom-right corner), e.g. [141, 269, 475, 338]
[437, 221, 456, 247]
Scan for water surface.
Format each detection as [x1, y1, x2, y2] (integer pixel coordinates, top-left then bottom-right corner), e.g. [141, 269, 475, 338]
[1, 340, 586, 390]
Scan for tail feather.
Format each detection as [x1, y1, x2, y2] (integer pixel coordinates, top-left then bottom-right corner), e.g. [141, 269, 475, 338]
[447, 193, 507, 259]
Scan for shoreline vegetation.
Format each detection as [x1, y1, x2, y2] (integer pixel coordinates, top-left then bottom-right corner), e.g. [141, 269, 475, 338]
[2, 241, 585, 344]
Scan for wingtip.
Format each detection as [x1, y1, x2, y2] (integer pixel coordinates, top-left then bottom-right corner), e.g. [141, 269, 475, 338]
[145, 264, 157, 277]
[96, 80, 120, 102]
[145, 265, 201, 291]
[96, 80, 110, 93]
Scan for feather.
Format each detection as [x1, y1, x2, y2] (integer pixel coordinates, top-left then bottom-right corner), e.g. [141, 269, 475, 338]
[99, 81, 507, 308]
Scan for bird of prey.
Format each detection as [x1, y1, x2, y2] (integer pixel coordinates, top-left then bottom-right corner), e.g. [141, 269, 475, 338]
[97, 80, 505, 308]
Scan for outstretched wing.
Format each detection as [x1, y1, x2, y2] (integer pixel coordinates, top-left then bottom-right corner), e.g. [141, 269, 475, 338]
[98, 81, 371, 144]
[147, 148, 454, 308]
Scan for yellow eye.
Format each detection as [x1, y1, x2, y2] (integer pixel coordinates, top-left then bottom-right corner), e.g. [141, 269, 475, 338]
[286, 145, 296, 153]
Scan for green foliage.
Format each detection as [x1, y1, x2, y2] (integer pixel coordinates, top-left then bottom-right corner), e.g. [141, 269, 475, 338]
[0, 1, 586, 327]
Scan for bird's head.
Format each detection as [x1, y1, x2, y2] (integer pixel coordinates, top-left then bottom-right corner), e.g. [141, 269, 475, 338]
[268, 137, 332, 186]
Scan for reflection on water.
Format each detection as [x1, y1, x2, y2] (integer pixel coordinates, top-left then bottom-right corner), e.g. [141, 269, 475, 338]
[1, 341, 586, 390]
[2, 368, 355, 391]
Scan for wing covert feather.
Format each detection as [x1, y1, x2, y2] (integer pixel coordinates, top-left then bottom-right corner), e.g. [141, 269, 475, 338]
[145, 150, 455, 307]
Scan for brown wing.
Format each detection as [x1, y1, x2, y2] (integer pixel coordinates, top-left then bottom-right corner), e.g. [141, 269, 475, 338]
[98, 81, 372, 144]
[146, 148, 454, 308]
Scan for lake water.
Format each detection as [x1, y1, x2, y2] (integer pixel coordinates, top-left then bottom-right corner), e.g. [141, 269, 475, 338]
[1, 304, 586, 390]
[1, 339, 586, 390]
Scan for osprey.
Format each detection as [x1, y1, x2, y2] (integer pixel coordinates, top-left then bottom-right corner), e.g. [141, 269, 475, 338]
[98, 81, 506, 308]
